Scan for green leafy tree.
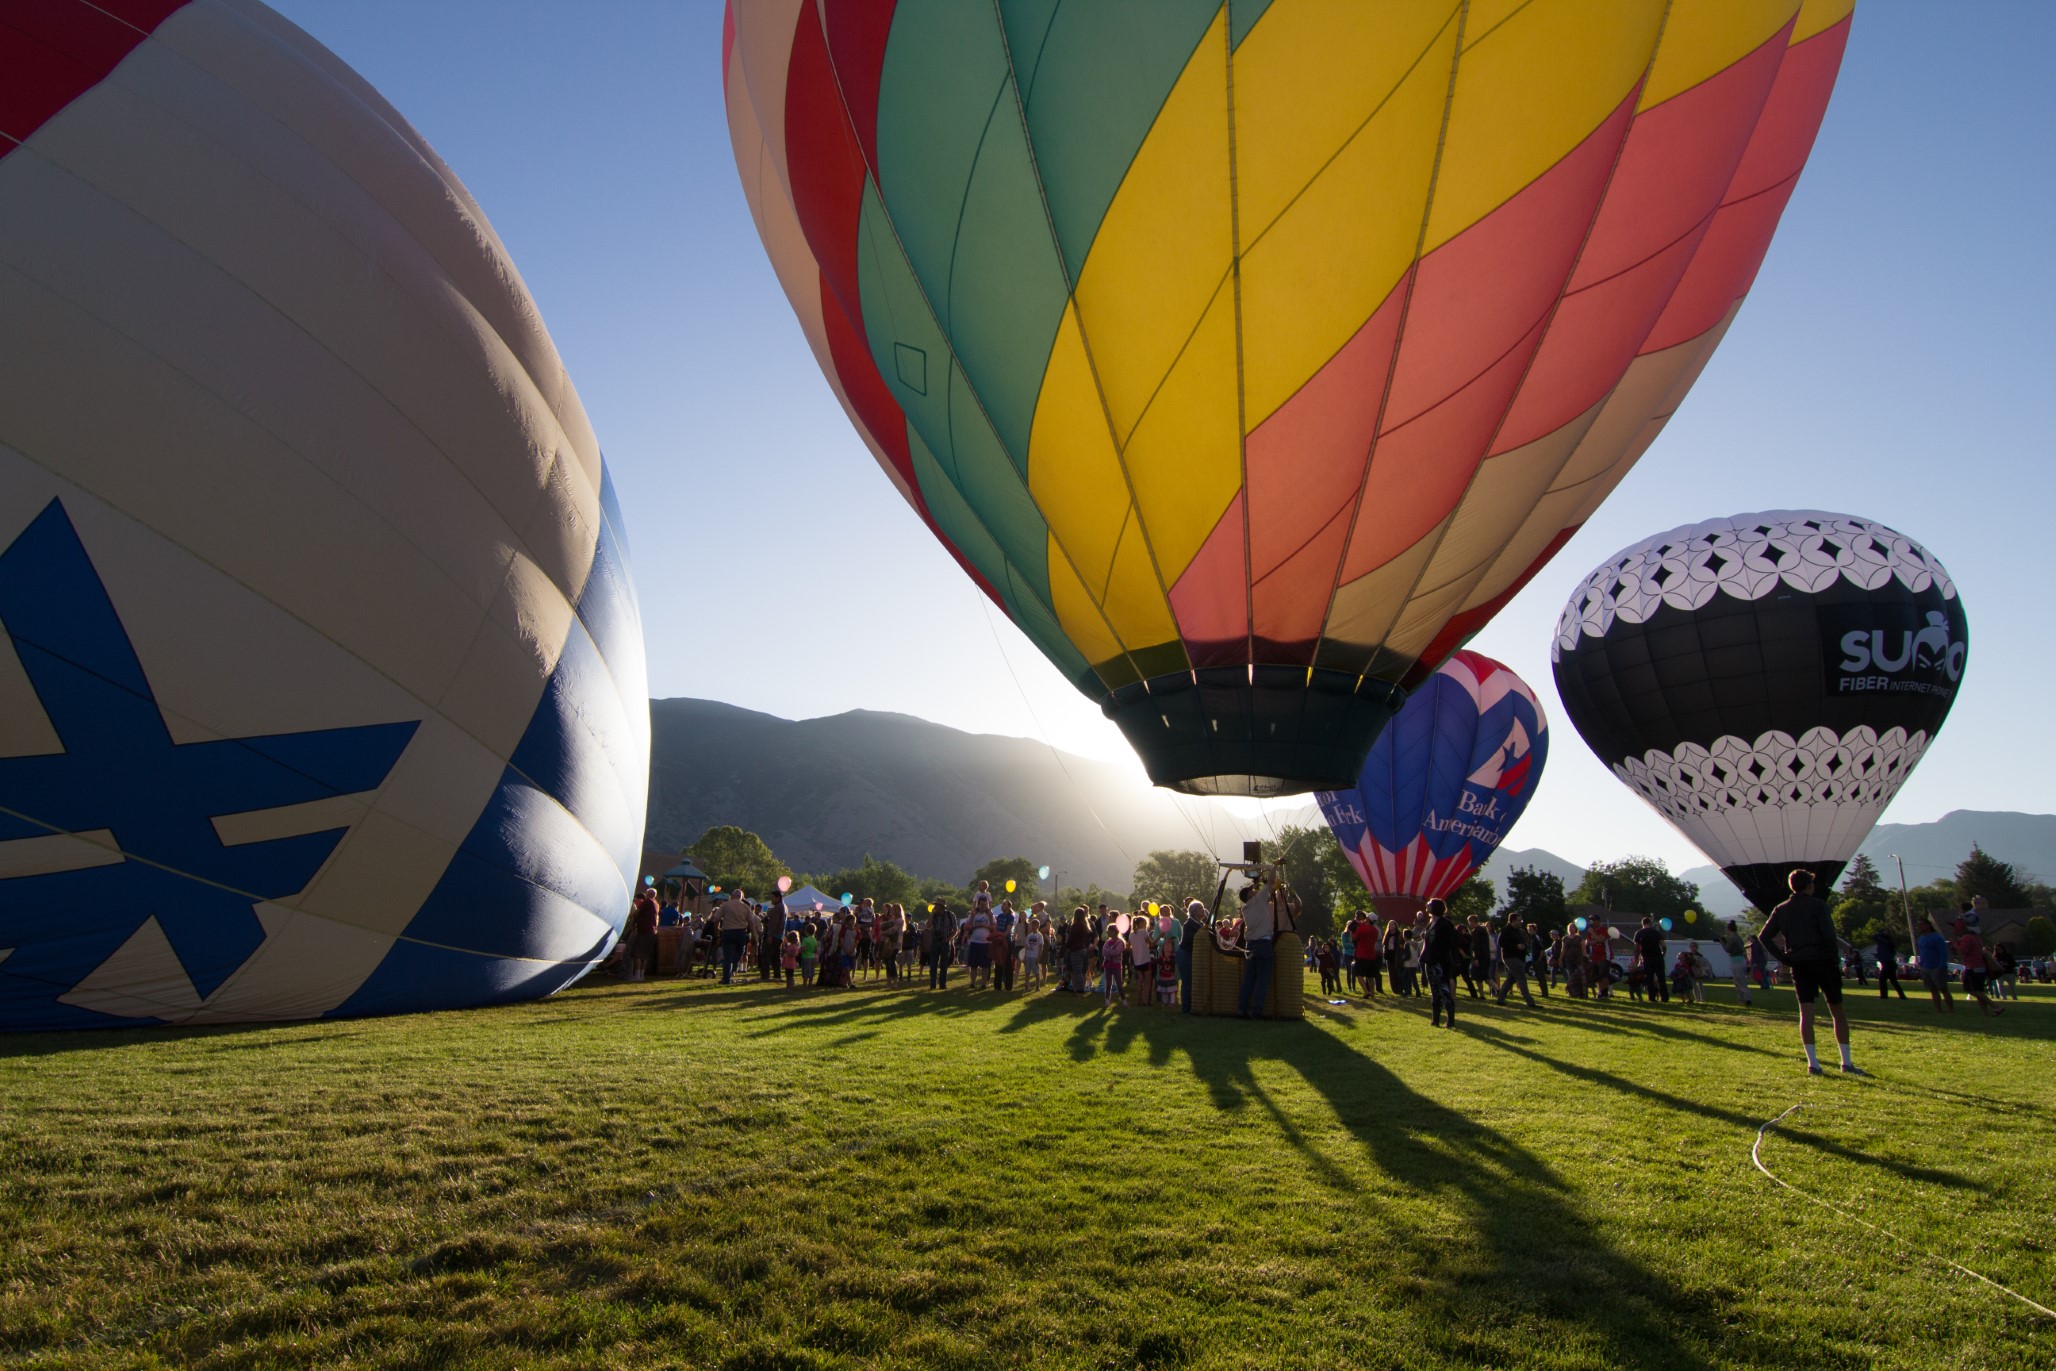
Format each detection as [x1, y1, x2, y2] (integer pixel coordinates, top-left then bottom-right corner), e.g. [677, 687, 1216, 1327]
[686, 825, 787, 897]
[1572, 857, 1699, 922]
[1263, 825, 1345, 939]
[1839, 853, 1887, 902]
[1448, 874, 1496, 924]
[2024, 915, 2056, 956]
[1131, 850, 1217, 914]
[970, 856, 1041, 905]
[1955, 844, 2030, 908]
[1314, 835, 1367, 911]
[1498, 865, 1570, 931]
[1050, 883, 1130, 915]
[810, 854, 920, 910]
[915, 875, 965, 914]
[1832, 895, 1890, 945]
[1888, 879, 1960, 938]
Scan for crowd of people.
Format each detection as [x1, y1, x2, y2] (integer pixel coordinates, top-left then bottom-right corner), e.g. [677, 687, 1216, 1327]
[618, 872, 1308, 1018]
[618, 867, 2038, 1060]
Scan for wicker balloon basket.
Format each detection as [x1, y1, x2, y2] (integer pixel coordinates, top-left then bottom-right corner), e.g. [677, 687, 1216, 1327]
[1190, 931, 1303, 1019]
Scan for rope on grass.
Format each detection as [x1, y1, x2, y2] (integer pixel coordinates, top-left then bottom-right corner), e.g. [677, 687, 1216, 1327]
[1752, 1102, 2055, 1320]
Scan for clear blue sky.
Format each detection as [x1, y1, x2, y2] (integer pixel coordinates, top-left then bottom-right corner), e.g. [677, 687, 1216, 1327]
[271, 0, 2054, 875]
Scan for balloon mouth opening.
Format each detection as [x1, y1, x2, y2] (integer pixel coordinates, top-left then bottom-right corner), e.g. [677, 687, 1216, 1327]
[1101, 666, 1406, 797]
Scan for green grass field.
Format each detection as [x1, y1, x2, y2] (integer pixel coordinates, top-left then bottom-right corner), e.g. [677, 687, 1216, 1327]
[2, 968, 2050, 1369]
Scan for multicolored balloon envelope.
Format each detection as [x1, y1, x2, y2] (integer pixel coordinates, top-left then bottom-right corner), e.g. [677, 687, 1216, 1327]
[0, 2, 648, 1030]
[1552, 513, 1966, 915]
[723, 0, 1852, 794]
[1317, 652, 1547, 920]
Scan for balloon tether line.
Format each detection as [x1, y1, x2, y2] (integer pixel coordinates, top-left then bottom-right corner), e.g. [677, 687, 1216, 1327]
[1751, 1103, 2054, 1320]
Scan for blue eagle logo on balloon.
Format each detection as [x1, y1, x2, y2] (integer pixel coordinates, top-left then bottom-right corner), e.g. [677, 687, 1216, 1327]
[1316, 651, 1549, 907]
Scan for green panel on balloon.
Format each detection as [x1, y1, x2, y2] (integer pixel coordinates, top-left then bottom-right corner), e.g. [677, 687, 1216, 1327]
[872, 0, 1009, 331]
[941, 71, 1071, 470]
[1003, 562, 1096, 690]
[1228, 0, 1279, 48]
[947, 362, 1050, 604]
[994, 0, 1063, 99]
[1014, 0, 1222, 283]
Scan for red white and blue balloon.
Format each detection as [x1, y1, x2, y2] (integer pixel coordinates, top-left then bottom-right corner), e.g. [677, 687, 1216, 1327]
[1317, 652, 1548, 907]
[0, 2, 647, 1030]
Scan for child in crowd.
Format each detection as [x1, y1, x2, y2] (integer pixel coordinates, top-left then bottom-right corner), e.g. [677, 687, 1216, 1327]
[799, 925, 818, 986]
[780, 930, 800, 987]
[1023, 923, 1044, 990]
[1101, 926, 1125, 1007]
[1317, 938, 1341, 996]
[1156, 932, 1177, 1006]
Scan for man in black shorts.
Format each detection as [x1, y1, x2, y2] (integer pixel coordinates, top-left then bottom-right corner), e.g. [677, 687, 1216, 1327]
[1759, 869, 1860, 1076]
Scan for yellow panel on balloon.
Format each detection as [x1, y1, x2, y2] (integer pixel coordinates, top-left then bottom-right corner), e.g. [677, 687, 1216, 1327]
[1236, 14, 1454, 426]
[1027, 309, 1129, 594]
[1047, 533, 1128, 677]
[1642, 0, 1798, 110]
[1795, 0, 1857, 43]
[1232, 2, 1461, 243]
[1426, 0, 1664, 253]
[1069, 9, 1231, 448]
[1119, 278, 1241, 584]
[1100, 510, 1180, 652]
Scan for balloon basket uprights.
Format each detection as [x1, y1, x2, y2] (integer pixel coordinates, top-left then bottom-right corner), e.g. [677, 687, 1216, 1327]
[1101, 667, 1406, 797]
[1188, 933, 1305, 1020]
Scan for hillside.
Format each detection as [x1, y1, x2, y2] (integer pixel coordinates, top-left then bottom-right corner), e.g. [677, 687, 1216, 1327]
[1681, 809, 2056, 916]
[645, 698, 1261, 890]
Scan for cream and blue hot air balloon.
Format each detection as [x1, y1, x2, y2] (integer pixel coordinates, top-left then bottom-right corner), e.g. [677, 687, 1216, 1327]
[0, 1, 647, 1029]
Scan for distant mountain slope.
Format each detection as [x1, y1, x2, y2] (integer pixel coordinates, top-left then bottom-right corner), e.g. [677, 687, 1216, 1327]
[1477, 846, 1587, 895]
[646, 698, 1252, 890]
[1680, 809, 2056, 916]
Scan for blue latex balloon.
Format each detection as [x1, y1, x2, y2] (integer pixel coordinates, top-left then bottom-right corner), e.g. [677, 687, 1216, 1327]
[1574, 917, 1589, 931]
[1660, 917, 1674, 932]
[1317, 651, 1547, 906]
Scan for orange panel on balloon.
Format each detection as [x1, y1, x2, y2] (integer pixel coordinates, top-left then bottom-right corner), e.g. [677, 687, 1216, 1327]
[1167, 491, 1247, 666]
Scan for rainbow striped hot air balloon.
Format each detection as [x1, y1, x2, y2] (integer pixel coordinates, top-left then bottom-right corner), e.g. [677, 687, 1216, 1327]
[723, 1, 1853, 795]
[1316, 651, 1548, 922]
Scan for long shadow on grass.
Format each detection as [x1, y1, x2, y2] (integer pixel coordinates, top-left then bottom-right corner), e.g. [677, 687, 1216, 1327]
[1456, 1019, 1979, 1191]
[1081, 1011, 1724, 1369]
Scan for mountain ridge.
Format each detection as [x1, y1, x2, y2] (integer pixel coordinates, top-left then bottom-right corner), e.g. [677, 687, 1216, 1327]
[646, 698, 2045, 910]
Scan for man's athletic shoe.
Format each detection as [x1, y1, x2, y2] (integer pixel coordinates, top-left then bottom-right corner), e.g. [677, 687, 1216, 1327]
[1805, 1064, 1824, 1076]
[1840, 1064, 1867, 1076]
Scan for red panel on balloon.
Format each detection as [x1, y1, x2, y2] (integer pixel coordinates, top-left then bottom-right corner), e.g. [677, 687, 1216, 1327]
[0, 0, 185, 151]
[1246, 273, 1407, 584]
[782, 6, 871, 333]
[1381, 89, 1636, 431]
[820, 0, 897, 177]
[819, 270, 919, 500]
[1169, 492, 1249, 666]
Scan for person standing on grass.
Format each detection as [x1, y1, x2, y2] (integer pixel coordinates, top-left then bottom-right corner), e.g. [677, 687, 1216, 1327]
[1064, 907, 1093, 994]
[714, 888, 753, 985]
[1494, 918, 1536, 1007]
[1951, 916, 2003, 1017]
[1100, 922, 1125, 1007]
[1424, 899, 1460, 1028]
[1992, 941, 2019, 1002]
[1872, 928, 1907, 1000]
[1349, 912, 1383, 996]
[1178, 899, 1205, 1013]
[1721, 920, 1753, 1006]
[1023, 919, 1045, 990]
[926, 902, 956, 989]
[623, 887, 659, 982]
[1634, 916, 1670, 1005]
[1915, 918, 1954, 1012]
[799, 922, 819, 987]
[1527, 923, 1552, 997]
[1560, 927, 1586, 998]
[1759, 870, 1860, 1075]
[991, 919, 1017, 993]
[962, 895, 995, 991]
[1237, 871, 1299, 1020]
[1127, 910, 1156, 1006]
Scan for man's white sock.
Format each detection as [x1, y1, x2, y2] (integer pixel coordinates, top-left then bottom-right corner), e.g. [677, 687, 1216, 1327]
[1839, 1042, 1854, 1070]
[1803, 1042, 1820, 1070]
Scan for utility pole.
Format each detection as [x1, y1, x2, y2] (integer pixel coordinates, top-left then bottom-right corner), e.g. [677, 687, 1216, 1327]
[1894, 854, 1918, 950]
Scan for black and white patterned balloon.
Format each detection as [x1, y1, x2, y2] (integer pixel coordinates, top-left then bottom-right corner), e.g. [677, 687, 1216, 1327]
[1551, 512, 1967, 914]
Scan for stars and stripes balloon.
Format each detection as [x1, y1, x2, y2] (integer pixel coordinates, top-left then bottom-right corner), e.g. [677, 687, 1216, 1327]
[724, 0, 1852, 795]
[1551, 512, 1967, 915]
[1316, 651, 1548, 922]
[0, 2, 647, 1030]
